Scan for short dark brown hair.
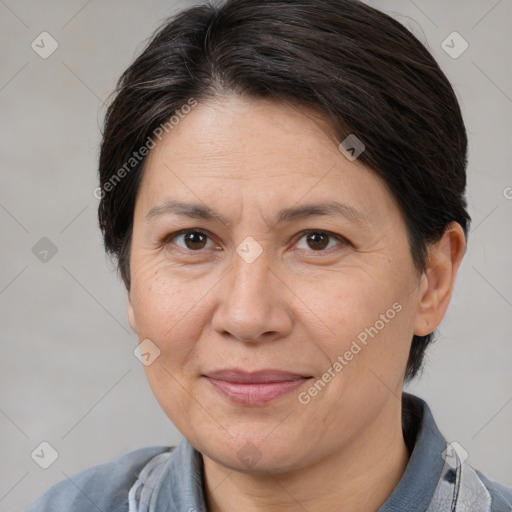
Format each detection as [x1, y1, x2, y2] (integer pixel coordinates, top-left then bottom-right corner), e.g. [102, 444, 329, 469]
[97, 0, 471, 381]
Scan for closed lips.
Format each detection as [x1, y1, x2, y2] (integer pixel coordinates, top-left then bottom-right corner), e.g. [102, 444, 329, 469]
[204, 369, 313, 383]
[203, 370, 313, 406]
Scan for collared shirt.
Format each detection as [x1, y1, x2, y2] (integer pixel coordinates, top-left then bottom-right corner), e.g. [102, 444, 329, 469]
[26, 394, 512, 512]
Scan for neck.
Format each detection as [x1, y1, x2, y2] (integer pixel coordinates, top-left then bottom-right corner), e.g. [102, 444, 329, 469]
[202, 398, 410, 512]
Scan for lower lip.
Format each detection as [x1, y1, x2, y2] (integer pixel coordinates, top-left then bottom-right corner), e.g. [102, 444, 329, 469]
[205, 377, 310, 406]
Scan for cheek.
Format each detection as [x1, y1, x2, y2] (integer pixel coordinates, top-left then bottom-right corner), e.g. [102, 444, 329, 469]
[302, 268, 402, 346]
[130, 263, 213, 425]
[129, 260, 210, 364]
[298, 266, 416, 393]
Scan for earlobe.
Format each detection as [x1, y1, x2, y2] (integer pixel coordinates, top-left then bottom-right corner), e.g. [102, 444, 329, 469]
[127, 292, 138, 333]
[413, 222, 466, 336]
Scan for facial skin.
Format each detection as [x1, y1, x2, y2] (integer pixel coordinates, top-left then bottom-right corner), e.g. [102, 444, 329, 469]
[127, 95, 466, 512]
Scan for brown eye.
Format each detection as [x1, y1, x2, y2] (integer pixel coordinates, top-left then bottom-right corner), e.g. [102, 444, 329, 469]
[167, 230, 213, 251]
[306, 232, 329, 250]
[295, 230, 347, 252]
[183, 231, 208, 250]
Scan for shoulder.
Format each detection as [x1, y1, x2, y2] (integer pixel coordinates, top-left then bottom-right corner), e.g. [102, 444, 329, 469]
[25, 445, 173, 512]
[474, 468, 512, 512]
[402, 394, 512, 512]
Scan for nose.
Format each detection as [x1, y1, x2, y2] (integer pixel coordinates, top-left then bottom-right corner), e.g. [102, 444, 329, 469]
[211, 248, 293, 344]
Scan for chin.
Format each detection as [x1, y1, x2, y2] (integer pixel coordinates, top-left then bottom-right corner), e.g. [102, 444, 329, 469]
[201, 438, 308, 475]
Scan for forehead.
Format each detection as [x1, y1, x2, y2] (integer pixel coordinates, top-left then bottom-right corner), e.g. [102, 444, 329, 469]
[136, 95, 398, 223]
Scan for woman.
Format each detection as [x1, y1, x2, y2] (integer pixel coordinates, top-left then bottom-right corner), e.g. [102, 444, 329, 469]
[27, 0, 512, 510]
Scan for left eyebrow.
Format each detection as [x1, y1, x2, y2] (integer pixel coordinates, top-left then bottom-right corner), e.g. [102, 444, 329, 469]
[144, 199, 370, 227]
[274, 201, 370, 227]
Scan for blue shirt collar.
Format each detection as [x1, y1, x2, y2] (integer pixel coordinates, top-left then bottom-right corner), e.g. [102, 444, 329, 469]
[148, 393, 447, 512]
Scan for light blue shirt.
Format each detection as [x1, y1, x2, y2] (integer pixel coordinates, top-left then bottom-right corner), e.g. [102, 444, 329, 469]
[26, 394, 512, 511]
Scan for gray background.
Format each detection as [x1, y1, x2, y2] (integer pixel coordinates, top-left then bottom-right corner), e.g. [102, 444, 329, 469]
[0, 0, 510, 510]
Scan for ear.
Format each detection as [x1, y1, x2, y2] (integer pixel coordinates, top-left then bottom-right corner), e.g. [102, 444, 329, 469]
[413, 222, 467, 336]
[127, 291, 138, 334]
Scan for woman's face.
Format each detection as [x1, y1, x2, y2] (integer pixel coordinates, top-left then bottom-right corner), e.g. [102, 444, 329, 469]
[128, 95, 427, 473]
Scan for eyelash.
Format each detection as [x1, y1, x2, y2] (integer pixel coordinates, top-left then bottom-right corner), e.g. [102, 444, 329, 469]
[160, 229, 349, 256]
